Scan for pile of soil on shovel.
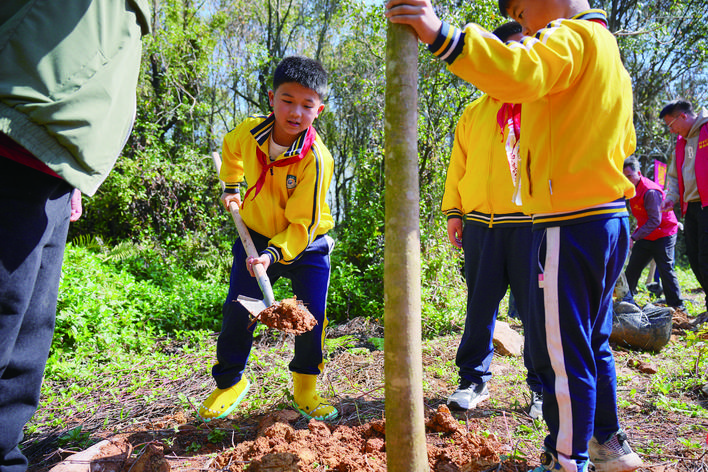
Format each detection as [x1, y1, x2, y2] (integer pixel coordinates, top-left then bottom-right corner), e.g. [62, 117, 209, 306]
[259, 297, 317, 334]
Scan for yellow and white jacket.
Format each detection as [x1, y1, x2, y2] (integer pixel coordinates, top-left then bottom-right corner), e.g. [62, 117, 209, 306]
[430, 10, 635, 226]
[221, 114, 334, 263]
[442, 94, 531, 227]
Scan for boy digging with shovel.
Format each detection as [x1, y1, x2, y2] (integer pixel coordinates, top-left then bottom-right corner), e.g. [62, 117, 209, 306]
[198, 56, 337, 422]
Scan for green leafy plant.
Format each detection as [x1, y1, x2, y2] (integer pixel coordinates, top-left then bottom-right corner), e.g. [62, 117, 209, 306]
[186, 442, 202, 453]
[57, 426, 91, 449]
[207, 429, 227, 443]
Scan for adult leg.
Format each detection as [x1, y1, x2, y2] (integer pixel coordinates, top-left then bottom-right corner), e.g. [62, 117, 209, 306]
[695, 206, 708, 311]
[649, 235, 682, 307]
[623, 241, 652, 302]
[0, 159, 72, 472]
[684, 203, 708, 308]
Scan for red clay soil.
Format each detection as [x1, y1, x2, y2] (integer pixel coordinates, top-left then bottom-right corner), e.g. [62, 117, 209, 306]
[106, 405, 518, 472]
[258, 297, 317, 335]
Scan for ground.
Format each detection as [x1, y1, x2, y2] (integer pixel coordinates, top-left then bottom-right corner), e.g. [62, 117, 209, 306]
[23, 303, 708, 472]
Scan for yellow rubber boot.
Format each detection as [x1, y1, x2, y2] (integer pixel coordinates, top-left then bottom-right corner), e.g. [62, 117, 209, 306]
[198, 377, 250, 422]
[292, 372, 338, 421]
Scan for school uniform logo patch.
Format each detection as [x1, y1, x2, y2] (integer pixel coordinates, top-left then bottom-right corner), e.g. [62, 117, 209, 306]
[286, 175, 297, 189]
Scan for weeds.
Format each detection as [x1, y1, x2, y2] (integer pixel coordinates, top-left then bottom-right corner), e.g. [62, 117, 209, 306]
[56, 426, 91, 449]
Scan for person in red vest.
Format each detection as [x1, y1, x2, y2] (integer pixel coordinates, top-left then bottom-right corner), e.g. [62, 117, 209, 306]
[659, 100, 708, 313]
[622, 157, 684, 309]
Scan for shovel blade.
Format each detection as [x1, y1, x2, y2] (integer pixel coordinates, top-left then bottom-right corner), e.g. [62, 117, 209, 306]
[238, 295, 268, 317]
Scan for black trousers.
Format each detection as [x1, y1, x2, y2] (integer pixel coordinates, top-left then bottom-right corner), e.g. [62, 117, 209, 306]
[684, 202, 708, 311]
[0, 158, 71, 472]
[625, 233, 682, 307]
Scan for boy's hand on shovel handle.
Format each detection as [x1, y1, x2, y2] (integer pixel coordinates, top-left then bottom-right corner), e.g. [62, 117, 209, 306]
[220, 191, 241, 210]
[246, 255, 271, 277]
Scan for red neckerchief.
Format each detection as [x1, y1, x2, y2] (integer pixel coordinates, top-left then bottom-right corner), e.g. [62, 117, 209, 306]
[242, 121, 317, 204]
[497, 102, 521, 140]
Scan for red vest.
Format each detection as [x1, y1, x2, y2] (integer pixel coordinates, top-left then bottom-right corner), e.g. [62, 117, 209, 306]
[676, 123, 708, 215]
[629, 175, 678, 240]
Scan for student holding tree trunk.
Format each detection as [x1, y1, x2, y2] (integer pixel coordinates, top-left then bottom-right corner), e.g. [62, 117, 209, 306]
[441, 21, 544, 420]
[198, 56, 338, 423]
[385, 0, 643, 471]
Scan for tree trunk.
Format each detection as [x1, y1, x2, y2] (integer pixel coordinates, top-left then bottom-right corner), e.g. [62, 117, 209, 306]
[383, 22, 429, 472]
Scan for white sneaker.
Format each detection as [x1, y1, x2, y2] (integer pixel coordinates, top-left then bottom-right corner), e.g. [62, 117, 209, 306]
[528, 390, 543, 419]
[588, 430, 643, 472]
[446, 380, 489, 410]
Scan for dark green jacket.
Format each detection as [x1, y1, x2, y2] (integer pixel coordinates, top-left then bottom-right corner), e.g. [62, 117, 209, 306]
[0, 0, 150, 195]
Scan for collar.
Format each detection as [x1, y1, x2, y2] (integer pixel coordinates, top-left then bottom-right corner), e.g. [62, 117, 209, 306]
[571, 9, 609, 28]
[250, 113, 314, 159]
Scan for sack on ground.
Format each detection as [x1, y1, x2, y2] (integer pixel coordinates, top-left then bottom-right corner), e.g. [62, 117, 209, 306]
[610, 302, 673, 352]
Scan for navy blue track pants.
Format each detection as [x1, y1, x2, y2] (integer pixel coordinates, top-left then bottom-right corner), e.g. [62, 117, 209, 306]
[212, 231, 332, 389]
[458, 222, 541, 392]
[529, 217, 629, 472]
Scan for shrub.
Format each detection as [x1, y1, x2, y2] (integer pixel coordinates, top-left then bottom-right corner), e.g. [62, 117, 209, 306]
[52, 242, 227, 372]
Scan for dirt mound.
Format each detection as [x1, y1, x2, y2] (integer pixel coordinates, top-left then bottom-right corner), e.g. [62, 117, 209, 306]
[258, 297, 317, 334]
[209, 404, 509, 471]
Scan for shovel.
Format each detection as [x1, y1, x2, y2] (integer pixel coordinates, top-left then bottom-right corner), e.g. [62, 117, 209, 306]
[211, 152, 276, 322]
[226, 200, 277, 321]
[211, 152, 316, 333]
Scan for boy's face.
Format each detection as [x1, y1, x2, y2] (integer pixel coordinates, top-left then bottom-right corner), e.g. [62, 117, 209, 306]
[268, 82, 324, 146]
[505, 0, 564, 36]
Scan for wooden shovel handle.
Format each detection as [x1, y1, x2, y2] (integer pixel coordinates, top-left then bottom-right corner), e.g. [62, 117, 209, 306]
[227, 202, 276, 307]
[212, 152, 276, 307]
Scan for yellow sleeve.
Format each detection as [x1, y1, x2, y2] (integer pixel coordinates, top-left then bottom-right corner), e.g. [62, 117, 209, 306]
[220, 123, 246, 192]
[442, 100, 477, 218]
[429, 21, 585, 104]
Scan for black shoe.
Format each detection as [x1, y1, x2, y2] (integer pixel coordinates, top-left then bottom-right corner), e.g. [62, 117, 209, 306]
[646, 282, 663, 297]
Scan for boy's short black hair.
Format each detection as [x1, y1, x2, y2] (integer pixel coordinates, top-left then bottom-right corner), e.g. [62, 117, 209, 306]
[492, 21, 522, 42]
[623, 156, 640, 172]
[498, 0, 511, 17]
[659, 99, 694, 119]
[273, 56, 328, 100]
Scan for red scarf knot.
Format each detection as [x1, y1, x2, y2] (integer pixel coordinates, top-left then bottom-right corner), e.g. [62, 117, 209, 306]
[242, 123, 317, 205]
